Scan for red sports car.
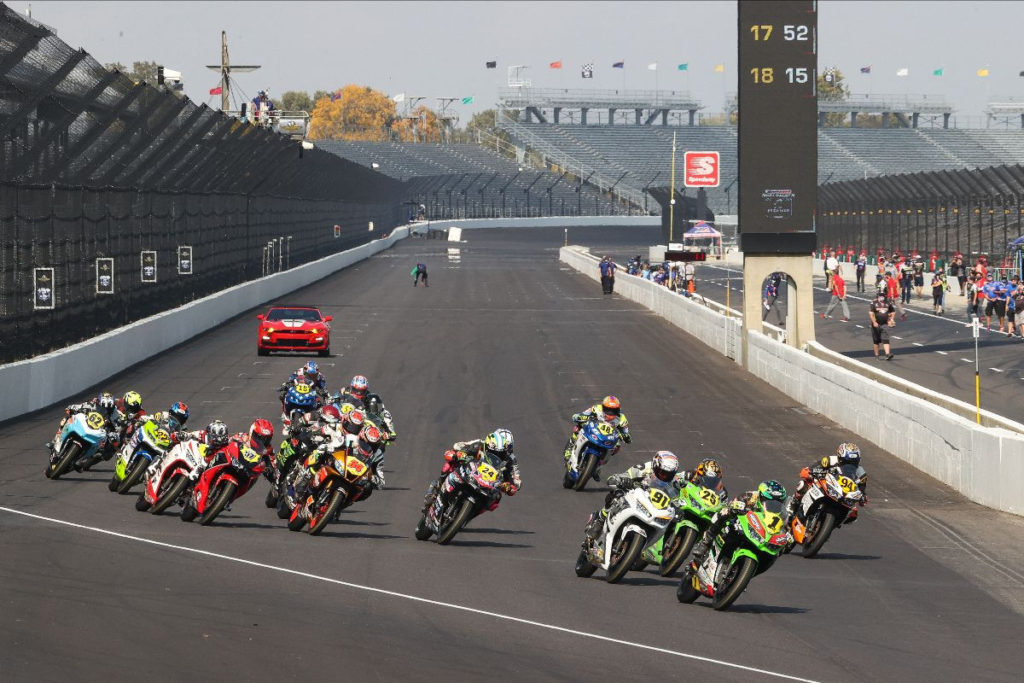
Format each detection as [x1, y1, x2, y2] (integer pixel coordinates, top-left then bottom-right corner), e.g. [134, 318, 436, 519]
[256, 306, 332, 357]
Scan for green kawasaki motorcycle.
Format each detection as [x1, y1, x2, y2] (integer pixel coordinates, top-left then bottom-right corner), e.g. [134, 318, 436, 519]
[641, 474, 726, 577]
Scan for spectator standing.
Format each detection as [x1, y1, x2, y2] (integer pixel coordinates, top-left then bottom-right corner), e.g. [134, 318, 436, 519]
[762, 272, 781, 321]
[855, 252, 867, 292]
[599, 256, 616, 295]
[822, 271, 851, 321]
[411, 262, 428, 287]
[966, 274, 983, 321]
[885, 271, 907, 321]
[949, 255, 964, 296]
[930, 271, 946, 315]
[980, 274, 1001, 330]
[899, 259, 914, 305]
[912, 257, 926, 299]
[683, 261, 695, 293]
[1010, 282, 1024, 339]
[869, 292, 896, 361]
[825, 251, 839, 290]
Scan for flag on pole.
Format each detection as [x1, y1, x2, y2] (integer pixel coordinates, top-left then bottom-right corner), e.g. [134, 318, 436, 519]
[393, 93, 405, 103]
[713, 64, 724, 73]
[461, 96, 474, 104]
[1019, 70, 1024, 77]
[549, 60, 562, 69]
[209, 86, 222, 95]
[612, 61, 624, 69]
[860, 66, 871, 74]
[896, 68, 909, 77]
[582, 63, 594, 79]
[647, 62, 658, 71]
[485, 61, 497, 69]
[977, 68, 990, 77]
[932, 68, 943, 76]
[677, 63, 688, 71]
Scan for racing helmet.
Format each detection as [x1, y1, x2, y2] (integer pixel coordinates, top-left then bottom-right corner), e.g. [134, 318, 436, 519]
[485, 428, 514, 457]
[122, 391, 142, 415]
[694, 457, 723, 479]
[342, 408, 365, 436]
[652, 451, 679, 482]
[168, 401, 190, 430]
[348, 375, 369, 399]
[302, 361, 319, 377]
[601, 395, 621, 417]
[248, 418, 274, 452]
[364, 393, 383, 416]
[356, 424, 383, 456]
[320, 405, 342, 426]
[757, 480, 787, 508]
[835, 442, 861, 467]
[97, 392, 116, 417]
[207, 420, 229, 448]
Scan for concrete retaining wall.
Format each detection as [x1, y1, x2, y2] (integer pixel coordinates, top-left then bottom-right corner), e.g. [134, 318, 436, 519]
[561, 245, 1024, 516]
[438, 216, 661, 230]
[0, 226, 411, 422]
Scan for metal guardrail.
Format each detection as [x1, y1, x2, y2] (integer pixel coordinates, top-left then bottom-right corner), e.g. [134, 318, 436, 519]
[498, 87, 702, 111]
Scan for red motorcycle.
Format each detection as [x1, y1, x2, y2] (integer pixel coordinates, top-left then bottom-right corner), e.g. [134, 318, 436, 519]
[180, 441, 265, 526]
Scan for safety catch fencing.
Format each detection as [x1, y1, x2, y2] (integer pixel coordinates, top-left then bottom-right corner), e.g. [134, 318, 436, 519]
[0, 3, 404, 363]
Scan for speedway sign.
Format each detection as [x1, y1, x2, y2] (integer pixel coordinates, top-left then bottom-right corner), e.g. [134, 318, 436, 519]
[683, 151, 720, 188]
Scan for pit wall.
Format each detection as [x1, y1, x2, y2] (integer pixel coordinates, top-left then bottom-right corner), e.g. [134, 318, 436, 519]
[0, 226, 413, 422]
[561, 245, 1023, 516]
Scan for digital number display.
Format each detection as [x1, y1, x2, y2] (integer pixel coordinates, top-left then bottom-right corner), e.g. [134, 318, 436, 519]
[739, 0, 818, 253]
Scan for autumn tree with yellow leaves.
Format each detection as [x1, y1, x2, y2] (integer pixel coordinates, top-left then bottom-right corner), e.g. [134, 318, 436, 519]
[308, 85, 443, 141]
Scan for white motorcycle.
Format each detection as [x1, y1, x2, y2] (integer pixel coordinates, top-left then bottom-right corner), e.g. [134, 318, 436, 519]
[135, 439, 209, 514]
[574, 480, 676, 583]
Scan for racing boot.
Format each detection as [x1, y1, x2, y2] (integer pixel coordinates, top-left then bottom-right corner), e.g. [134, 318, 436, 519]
[562, 436, 574, 461]
[422, 480, 440, 513]
[583, 508, 606, 542]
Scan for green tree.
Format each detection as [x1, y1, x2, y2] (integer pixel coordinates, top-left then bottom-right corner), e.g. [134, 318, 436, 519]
[103, 60, 160, 85]
[279, 90, 313, 112]
[818, 66, 849, 127]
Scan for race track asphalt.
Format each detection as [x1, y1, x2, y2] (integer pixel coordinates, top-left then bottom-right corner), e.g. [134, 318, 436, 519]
[3, 226, 1023, 682]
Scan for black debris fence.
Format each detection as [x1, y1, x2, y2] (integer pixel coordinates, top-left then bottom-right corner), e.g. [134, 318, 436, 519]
[819, 164, 1024, 265]
[0, 4, 404, 363]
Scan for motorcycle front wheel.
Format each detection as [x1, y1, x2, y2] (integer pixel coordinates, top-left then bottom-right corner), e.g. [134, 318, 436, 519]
[606, 531, 645, 584]
[660, 527, 698, 577]
[436, 499, 474, 545]
[151, 475, 190, 515]
[573, 454, 598, 492]
[197, 481, 237, 526]
[574, 547, 597, 577]
[801, 510, 837, 558]
[308, 489, 345, 536]
[48, 441, 82, 480]
[712, 556, 758, 610]
[676, 571, 701, 603]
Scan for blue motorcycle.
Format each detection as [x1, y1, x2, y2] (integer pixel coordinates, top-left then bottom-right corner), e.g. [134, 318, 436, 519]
[563, 416, 624, 491]
[46, 411, 110, 479]
[281, 381, 319, 436]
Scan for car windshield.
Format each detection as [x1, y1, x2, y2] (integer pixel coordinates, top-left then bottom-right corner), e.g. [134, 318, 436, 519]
[266, 308, 321, 322]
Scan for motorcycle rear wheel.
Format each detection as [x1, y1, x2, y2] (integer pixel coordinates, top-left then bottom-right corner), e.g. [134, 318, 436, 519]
[573, 454, 598, 492]
[197, 481, 237, 526]
[606, 531, 645, 584]
[277, 494, 293, 519]
[712, 556, 758, 610]
[151, 475, 190, 515]
[414, 514, 433, 541]
[574, 548, 597, 577]
[287, 509, 307, 531]
[117, 458, 147, 494]
[436, 499, 474, 545]
[180, 502, 198, 522]
[308, 489, 345, 536]
[48, 442, 82, 480]
[660, 527, 698, 577]
[135, 493, 151, 512]
[264, 486, 278, 508]
[801, 510, 837, 558]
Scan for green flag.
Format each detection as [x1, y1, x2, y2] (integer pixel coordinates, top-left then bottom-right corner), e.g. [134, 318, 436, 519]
[461, 96, 474, 104]
[677, 63, 688, 71]
[933, 68, 943, 76]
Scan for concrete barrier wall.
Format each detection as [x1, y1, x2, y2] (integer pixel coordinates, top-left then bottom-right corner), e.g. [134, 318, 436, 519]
[440, 216, 661, 230]
[561, 245, 1024, 516]
[0, 227, 411, 422]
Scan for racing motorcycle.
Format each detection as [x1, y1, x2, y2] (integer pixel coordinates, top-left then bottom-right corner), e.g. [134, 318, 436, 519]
[45, 410, 114, 479]
[562, 416, 624, 492]
[641, 473, 726, 577]
[281, 381, 319, 437]
[574, 480, 676, 584]
[109, 418, 172, 494]
[415, 452, 511, 545]
[180, 442, 265, 526]
[676, 500, 791, 610]
[135, 439, 208, 515]
[789, 463, 864, 558]
[284, 444, 375, 535]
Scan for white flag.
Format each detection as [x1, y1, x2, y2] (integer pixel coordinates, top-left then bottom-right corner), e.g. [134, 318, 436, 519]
[896, 68, 909, 77]
[393, 93, 406, 103]
[647, 62, 658, 71]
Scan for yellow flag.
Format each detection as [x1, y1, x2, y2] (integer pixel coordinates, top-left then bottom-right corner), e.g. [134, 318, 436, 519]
[977, 68, 990, 77]
[714, 64, 724, 73]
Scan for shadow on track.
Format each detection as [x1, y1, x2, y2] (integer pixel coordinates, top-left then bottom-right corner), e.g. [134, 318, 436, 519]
[461, 527, 534, 535]
[448, 539, 533, 549]
[317, 529, 405, 540]
[715, 603, 809, 615]
[810, 552, 882, 561]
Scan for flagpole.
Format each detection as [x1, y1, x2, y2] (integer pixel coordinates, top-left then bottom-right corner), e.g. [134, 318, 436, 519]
[669, 131, 677, 242]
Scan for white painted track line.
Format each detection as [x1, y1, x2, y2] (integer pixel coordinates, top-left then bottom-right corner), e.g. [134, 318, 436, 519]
[0, 506, 821, 683]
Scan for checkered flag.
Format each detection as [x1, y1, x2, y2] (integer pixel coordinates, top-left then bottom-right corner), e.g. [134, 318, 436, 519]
[582, 63, 594, 79]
